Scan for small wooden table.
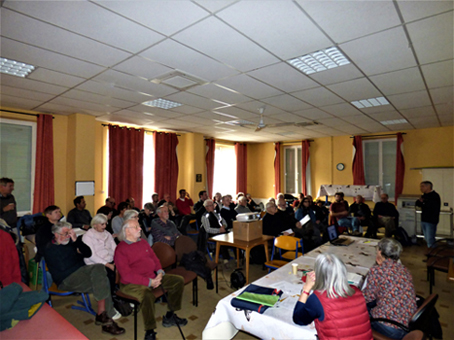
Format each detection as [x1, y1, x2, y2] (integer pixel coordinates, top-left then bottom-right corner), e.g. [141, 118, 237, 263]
[208, 232, 273, 284]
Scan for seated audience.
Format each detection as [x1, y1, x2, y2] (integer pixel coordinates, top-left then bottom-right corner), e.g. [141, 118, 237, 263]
[139, 203, 156, 245]
[362, 238, 417, 339]
[115, 219, 187, 340]
[44, 222, 125, 336]
[235, 196, 252, 214]
[369, 194, 399, 238]
[220, 195, 237, 230]
[262, 202, 301, 237]
[126, 197, 140, 212]
[97, 205, 114, 234]
[213, 192, 222, 213]
[35, 205, 62, 262]
[293, 253, 372, 339]
[349, 195, 373, 236]
[175, 189, 195, 234]
[99, 197, 116, 212]
[228, 194, 236, 210]
[246, 193, 261, 212]
[112, 202, 128, 236]
[330, 192, 361, 235]
[194, 190, 209, 226]
[0, 177, 17, 228]
[316, 200, 329, 224]
[295, 197, 322, 246]
[67, 196, 92, 229]
[268, 197, 276, 204]
[151, 193, 160, 210]
[278, 196, 294, 216]
[292, 193, 305, 209]
[150, 205, 181, 247]
[276, 193, 285, 201]
[201, 199, 230, 265]
[82, 214, 117, 297]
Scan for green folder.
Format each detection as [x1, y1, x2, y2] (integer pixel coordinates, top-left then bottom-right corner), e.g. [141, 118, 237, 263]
[236, 292, 280, 307]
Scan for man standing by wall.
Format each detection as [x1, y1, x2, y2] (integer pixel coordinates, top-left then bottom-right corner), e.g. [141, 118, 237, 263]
[0, 177, 17, 228]
[415, 181, 441, 248]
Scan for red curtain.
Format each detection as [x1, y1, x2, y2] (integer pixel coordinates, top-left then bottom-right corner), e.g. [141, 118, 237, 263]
[301, 140, 311, 196]
[235, 143, 247, 194]
[205, 139, 215, 198]
[395, 133, 405, 200]
[108, 125, 144, 209]
[352, 136, 365, 185]
[274, 142, 281, 197]
[154, 132, 179, 202]
[33, 114, 54, 213]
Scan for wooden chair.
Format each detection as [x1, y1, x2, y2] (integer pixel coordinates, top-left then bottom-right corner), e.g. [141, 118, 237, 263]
[372, 330, 426, 340]
[152, 242, 198, 307]
[174, 235, 218, 293]
[115, 271, 165, 340]
[370, 294, 438, 339]
[41, 259, 95, 315]
[264, 236, 303, 273]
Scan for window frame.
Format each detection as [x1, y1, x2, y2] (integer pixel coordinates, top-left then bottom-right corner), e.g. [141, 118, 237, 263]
[212, 143, 236, 197]
[0, 117, 37, 216]
[283, 145, 302, 196]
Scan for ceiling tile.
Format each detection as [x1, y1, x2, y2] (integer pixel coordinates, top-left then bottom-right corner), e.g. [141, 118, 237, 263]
[169, 105, 204, 114]
[0, 94, 43, 110]
[408, 116, 440, 129]
[422, 60, 454, 89]
[93, 0, 209, 36]
[173, 17, 279, 72]
[320, 103, 362, 117]
[36, 103, 80, 115]
[1, 8, 131, 66]
[398, 1, 453, 22]
[430, 86, 453, 105]
[400, 106, 436, 119]
[315, 117, 351, 128]
[0, 85, 55, 103]
[407, 12, 453, 65]
[327, 78, 382, 101]
[340, 27, 417, 76]
[435, 102, 454, 116]
[370, 67, 426, 95]
[61, 89, 136, 108]
[291, 87, 344, 107]
[438, 113, 453, 125]
[140, 39, 239, 82]
[216, 74, 283, 99]
[1, 37, 106, 79]
[307, 63, 364, 86]
[385, 123, 413, 131]
[126, 105, 185, 119]
[247, 62, 319, 93]
[4, 1, 165, 53]
[260, 94, 312, 112]
[213, 106, 258, 120]
[187, 84, 250, 104]
[268, 112, 303, 123]
[48, 97, 117, 114]
[293, 108, 333, 120]
[0, 75, 68, 95]
[113, 57, 174, 80]
[164, 92, 221, 110]
[218, 1, 332, 59]
[92, 70, 178, 97]
[335, 125, 368, 135]
[299, 0, 400, 43]
[177, 115, 212, 125]
[194, 0, 237, 13]
[28, 68, 85, 88]
[387, 90, 432, 110]
[366, 111, 404, 122]
[358, 104, 396, 114]
[75, 81, 154, 103]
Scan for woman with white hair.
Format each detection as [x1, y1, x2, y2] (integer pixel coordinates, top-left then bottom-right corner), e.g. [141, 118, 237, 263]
[362, 238, 417, 339]
[293, 253, 372, 340]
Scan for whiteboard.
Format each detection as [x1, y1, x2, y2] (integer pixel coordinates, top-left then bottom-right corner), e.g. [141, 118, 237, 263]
[75, 181, 95, 196]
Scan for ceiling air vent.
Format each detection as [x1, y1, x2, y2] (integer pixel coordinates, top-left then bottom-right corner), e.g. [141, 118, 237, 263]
[151, 70, 208, 90]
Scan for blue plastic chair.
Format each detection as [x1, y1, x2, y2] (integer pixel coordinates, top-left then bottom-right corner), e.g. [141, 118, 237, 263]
[41, 259, 96, 315]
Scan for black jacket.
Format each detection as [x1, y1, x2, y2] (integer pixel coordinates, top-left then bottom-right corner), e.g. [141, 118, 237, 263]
[415, 191, 441, 224]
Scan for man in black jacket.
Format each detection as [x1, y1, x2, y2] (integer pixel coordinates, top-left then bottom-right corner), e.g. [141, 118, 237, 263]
[371, 194, 399, 238]
[43, 221, 125, 336]
[415, 181, 441, 248]
[349, 195, 373, 237]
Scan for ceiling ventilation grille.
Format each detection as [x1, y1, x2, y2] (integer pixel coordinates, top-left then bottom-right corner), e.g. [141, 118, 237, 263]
[151, 70, 208, 90]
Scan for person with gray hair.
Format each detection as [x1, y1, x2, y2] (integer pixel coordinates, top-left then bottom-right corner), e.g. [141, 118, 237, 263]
[235, 195, 251, 214]
[43, 221, 125, 336]
[362, 238, 417, 339]
[293, 253, 372, 339]
[150, 205, 181, 247]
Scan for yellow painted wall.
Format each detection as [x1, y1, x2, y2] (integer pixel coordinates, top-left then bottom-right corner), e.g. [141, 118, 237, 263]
[52, 115, 68, 212]
[247, 142, 275, 199]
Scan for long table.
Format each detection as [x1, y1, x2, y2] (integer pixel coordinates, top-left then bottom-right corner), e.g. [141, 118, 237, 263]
[202, 237, 377, 340]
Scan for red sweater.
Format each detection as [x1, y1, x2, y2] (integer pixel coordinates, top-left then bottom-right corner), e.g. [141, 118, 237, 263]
[314, 287, 372, 340]
[0, 229, 21, 286]
[114, 239, 162, 286]
[175, 198, 194, 216]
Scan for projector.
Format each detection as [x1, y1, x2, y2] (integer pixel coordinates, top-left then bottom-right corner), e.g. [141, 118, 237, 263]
[236, 212, 260, 222]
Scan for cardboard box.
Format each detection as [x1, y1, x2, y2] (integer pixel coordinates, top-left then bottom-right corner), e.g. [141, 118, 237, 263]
[233, 220, 263, 241]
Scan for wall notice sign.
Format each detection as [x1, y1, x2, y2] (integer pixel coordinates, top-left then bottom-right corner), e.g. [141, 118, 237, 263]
[76, 181, 95, 196]
[196, 174, 202, 182]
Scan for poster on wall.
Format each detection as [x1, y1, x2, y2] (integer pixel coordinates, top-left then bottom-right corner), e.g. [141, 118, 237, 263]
[75, 181, 95, 196]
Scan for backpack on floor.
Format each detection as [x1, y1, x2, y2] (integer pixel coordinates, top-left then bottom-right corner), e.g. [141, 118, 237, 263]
[394, 227, 412, 247]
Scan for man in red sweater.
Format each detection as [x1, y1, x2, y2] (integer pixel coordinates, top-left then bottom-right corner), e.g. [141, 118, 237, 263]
[175, 189, 195, 234]
[114, 219, 187, 340]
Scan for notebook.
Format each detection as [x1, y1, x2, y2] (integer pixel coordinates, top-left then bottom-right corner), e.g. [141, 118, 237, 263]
[327, 225, 354, 246]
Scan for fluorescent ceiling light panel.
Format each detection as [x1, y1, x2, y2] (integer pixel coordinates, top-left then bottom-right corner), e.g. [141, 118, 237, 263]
[142, 98, 182, 109]
[0, 57, 35, 77]
[351, 97, 389, 109]
[380, 119, 408, 125]
[288, 47, 350, 75]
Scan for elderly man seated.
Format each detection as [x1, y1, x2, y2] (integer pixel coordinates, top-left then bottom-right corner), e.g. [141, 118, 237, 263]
[235, 196, 252, 214]
[43, 222, 125, 336]
[220, 195, 237, 230]
[330, 192, 361, 236]
[115, 219, 187, 340]
[263, 201, 302, 237]
[150, 205, 181, 247]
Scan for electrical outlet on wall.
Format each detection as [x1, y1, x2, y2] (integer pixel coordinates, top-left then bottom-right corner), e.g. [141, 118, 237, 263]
[444, 202, 449, 206]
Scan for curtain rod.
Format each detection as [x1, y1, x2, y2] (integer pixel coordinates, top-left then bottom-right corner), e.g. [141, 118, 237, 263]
[350, 133, 406, 139]
[101, 123, 180, 136]
[0, 109, 54, 119]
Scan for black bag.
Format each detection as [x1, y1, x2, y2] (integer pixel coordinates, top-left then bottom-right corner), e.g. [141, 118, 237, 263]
[180, 251, 209, 280]
[230, 269, 246, 290]
[112, 295, 133, 317]
[394, 227, 412, 247]
[19, 214, 48, 236]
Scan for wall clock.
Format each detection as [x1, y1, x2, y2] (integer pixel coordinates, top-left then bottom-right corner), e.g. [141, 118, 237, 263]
[336, 163, 345, 171]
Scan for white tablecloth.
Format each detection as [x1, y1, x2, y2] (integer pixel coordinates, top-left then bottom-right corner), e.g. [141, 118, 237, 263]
[317, 184, 382, 202]
[202, 237, 377, 340]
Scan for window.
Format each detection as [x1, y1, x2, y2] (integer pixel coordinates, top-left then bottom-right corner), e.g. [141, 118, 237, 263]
[363, 139, 396, 199]
[142, 132, 155, 204]
[212, 144, 236, 197]
[284, 146, 301, 195]
[0, 118, 37, 214]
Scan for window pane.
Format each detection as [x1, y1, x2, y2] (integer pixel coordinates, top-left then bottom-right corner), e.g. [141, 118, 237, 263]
[285, 148, 295, 194]
[382, 140, 397, 197]
[0, 122, 33, 212]
[364, 142, 379, 185]
[297, 148, 302, 194]
[213, 145, 236, 196]
[142, 132, 155, 205]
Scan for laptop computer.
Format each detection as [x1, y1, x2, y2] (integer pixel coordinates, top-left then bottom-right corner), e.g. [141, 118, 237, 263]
[327, 225, 354, 246]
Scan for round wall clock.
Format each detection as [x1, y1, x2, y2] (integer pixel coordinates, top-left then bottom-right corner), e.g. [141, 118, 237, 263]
[336, 163, 345, 171]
